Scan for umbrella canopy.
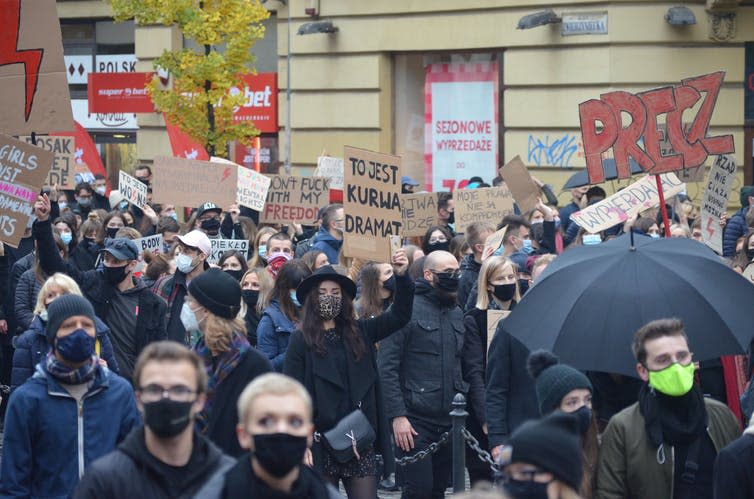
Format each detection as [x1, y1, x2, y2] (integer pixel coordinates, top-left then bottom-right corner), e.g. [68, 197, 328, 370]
[503, 233, 754, 376]
[562, 158, 645, 189]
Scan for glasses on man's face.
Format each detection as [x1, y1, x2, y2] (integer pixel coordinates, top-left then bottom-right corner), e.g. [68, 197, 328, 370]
[431, 269, 460, 279]
[138, 384, 197, 403]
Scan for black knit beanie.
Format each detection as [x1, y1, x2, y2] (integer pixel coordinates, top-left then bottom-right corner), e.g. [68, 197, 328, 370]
[188, 268, 241, 319]
[506, 412, 583, 491]
[527, 350, 593, 415]
[46, 294, 96, 343]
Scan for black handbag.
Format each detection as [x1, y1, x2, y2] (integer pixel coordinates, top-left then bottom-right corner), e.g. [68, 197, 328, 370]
[321, 409, 376, 463]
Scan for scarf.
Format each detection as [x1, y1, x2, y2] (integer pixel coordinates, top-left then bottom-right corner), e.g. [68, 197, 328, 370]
[638, 383, 708, 458]
[45, 352, 98, 385]
[194, 331, 249, 432]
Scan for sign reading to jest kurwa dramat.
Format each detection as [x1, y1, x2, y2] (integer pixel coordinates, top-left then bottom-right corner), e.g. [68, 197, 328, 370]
[700, 155, 736, 254]
[453, 186, 515, 233]
[19, 135, 75, 188]
[260, 175, 330, 224]
[579, 72, 734, 184]
[0, 133, 55, 247]
[343, 146, 402, 262]
[400, 192, 438, 237]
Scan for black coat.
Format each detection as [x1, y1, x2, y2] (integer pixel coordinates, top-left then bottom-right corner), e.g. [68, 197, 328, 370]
[283, 272, 414, 459]
[485, 319, 539, 448]
[457, 254, 481, 311]
[713, 432, 754, 499]
[204, 347, 272, 457]
[378, 280, 468, 427]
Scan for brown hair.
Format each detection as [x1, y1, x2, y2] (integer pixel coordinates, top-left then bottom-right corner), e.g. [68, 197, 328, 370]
[133, 341, 208, 393]
[465, 222, 496, 254]
[143, 252, 172, 282]
[355, 261, 390, 319]
[632, 318, 687, 365]
[300, 284, 367, 361]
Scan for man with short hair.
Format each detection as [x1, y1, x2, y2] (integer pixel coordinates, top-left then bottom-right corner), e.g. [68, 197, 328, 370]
[401, 175, 420, 194]
[75, 341, 236, 498]
[153, 230, 211, 344]
[33, 195, 167, 380]
[596, 318, 740, 499]
[311, 203, 344, 265]
[457, 221, 495, 310]
[1, 295, 139, 497]
[378, 250, 466, 499]
[91, 174, 110, 211]
[134, 165, 153, 186]
[558, 186, 589, 234]
[265, 232, 294, 278]
[71, 182, 95, 218]
[498, 215, 533, 270]
[437, 192, 455, 236]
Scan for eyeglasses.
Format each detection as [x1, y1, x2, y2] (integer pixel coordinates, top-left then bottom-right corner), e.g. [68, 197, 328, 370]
[428, 236, 448, 244]
[138, 384, 197, 402]
[431, 269, 460, 279]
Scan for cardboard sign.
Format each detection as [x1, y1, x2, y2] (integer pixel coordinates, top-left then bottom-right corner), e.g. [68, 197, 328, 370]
[118, 170, 148, 209]
[0, 0, 74, 135]
[314, 156, 344, 190]
[343, 146, 402, 262]
[152, 156, 238, 208]
[208, 238, 249, 264]
[482, 226, 508, 261]
[87, 72, 155, 113]
[742, 263, 754, 285]
[18, 135, 75, 188]
[700, 155, 736, 254]
[134, 234, 163, 256]
[260, 175, 330, 224]
[400, 192, 438, 237]
[579, 72, 734, 184]
[500, 155, 540, 213]
[570, 173, 685, 234]
[236, 165, 271, 212]
[0, 133, 54, 247]
[453, 186, 515, 234]
[52, 121, 108, 187]
[487, 310, 511, 352]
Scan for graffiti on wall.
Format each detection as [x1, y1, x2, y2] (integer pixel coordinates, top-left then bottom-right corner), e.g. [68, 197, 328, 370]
[527, 133, 582, 167]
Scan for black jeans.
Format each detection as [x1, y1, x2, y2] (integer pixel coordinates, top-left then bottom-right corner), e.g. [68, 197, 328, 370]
[395, 417, 451, 499]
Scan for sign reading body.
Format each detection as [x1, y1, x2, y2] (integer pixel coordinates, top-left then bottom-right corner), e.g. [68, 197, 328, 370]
[152, 156, 238, 208]
[579, 72, 734, 184]
[208, 239, 250, 264]
[701, 155, 737, 254]
[453, 186, 515, 234]
[260, 176, 330, 224]
[400, 192, 438, 237]
[19, 135, 75, 188]
[134, 234, 163, 256]
[343, 146, 402, 262]
[119, 170, 149, 209]
[570, 173, 685, 234]
[0, 133, 55, 247]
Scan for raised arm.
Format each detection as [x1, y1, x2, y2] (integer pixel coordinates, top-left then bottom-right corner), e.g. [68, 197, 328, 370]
[359, 249, 414, 343]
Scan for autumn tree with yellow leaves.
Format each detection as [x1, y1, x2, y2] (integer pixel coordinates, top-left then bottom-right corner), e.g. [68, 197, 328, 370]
[107, 0, 269, 156]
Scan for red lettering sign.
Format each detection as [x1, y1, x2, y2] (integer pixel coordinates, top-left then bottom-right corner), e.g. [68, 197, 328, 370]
[579, 71, 734, 183]
[231, 73, 278, 133]
[87, 72, 155, 114]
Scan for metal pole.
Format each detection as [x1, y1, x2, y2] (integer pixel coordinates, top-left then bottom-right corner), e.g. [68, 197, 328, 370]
[450, 393, 468, 493]
[285, 1, 292, 175]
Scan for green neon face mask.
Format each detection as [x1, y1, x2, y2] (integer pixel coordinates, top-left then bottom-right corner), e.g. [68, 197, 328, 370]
[648, 362, 695, 397]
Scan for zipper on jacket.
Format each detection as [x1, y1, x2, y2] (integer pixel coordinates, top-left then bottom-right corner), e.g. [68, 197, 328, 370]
[78, 399, 85, 478]
[669, 445, 675, 498]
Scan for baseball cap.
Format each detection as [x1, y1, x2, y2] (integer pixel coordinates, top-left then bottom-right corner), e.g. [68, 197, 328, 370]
[401, 175, 420, 186]
[101, 238, 139, 261]
[196, 202, 222, 218]
[173, 230, 212, 256]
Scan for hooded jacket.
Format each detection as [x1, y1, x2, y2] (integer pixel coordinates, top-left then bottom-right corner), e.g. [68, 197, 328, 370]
[457, 254, 481, 311]
[311, 226, 342, 265]
[257, 299, 297, 371]
[74, 427, 235, 499]
[722, 205, 748, 257]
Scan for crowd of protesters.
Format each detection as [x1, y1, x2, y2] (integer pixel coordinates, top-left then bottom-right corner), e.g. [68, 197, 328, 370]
[0, 169, 752, 499]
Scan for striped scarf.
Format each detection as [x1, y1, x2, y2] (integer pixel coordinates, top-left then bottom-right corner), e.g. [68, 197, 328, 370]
[45, 352, 98, 385]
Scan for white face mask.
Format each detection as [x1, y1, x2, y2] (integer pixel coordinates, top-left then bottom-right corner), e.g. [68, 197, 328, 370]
[175, 253, 197, 274]
[180, 302, 200, 332]
[95, 186, 106, 196]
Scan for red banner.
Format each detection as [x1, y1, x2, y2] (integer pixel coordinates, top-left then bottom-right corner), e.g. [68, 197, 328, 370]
[87, 72, 155, 114]
[164, 114, 209, 161]
[231, 73, 278, 133]
[51, 120, 110, 190]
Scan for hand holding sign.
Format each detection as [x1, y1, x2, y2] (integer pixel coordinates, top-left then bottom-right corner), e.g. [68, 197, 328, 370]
[391, 247, 409, 276]
[34, 194, 51, 222]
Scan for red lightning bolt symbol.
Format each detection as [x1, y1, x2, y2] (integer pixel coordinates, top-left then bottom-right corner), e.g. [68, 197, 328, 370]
[706, 217, 715, 238]
[0, 0, 43, 122]
[221, 167, 231, 182]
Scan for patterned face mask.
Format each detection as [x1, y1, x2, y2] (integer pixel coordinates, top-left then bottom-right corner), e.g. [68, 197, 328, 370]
[318, 294, 342, 320]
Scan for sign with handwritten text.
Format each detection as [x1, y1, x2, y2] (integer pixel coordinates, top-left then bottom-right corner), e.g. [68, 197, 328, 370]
[260, 175, 330, 224]
[453, 186, 515, 233]
[700, 155, 736, 254]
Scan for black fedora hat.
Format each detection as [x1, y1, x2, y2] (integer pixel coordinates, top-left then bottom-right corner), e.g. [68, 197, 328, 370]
[296, 265, 357, 305]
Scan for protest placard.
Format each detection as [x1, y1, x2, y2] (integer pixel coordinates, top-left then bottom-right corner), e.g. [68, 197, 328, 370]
[119, 170, 148, 210]
[208, 238, 249, 264]
[500, 155, 540, 213]
[482, 226, 508, 261]
[134, 234, 163, 256]
[152, 156, 238, 208]
[0, 0, 74, 135]
[487, 310, 510, 352]
[453, 186, 515, 234]
[579, 72, 734, 183]
[343, 146, 402, 262]
[570, 173, 685, 234]
[400, 192, 438, 237]
[743, 263, 754, 285]
[211, 156, 271, 212]
[260, 175, 330, 224]
[18, 136, 75, 188]
[0, 133, 54, 247]
[314, 156, 344, 190]
[700, 155, 736, 254]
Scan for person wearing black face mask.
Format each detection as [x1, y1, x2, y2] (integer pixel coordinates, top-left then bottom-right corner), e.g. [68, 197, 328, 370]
[460, 256, 521, 488]
[1, 295, 140, 498]
[219, 251, 249, 283]
[31, 194, 168, 382]
[377, 250, 466, 498]
[75, 341, 237, 499]
[422, 225, 453, 256]
[527, 350, 598, 498]
[215, 373, 341, 499]
[437, 192, 456, 236]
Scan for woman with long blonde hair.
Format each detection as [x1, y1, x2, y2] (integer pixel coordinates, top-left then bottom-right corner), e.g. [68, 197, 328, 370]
[248, 226, 276, 268]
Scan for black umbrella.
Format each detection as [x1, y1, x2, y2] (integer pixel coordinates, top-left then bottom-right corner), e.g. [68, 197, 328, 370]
[562, 158, 645, 189]
[503, 233, 754, 376]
